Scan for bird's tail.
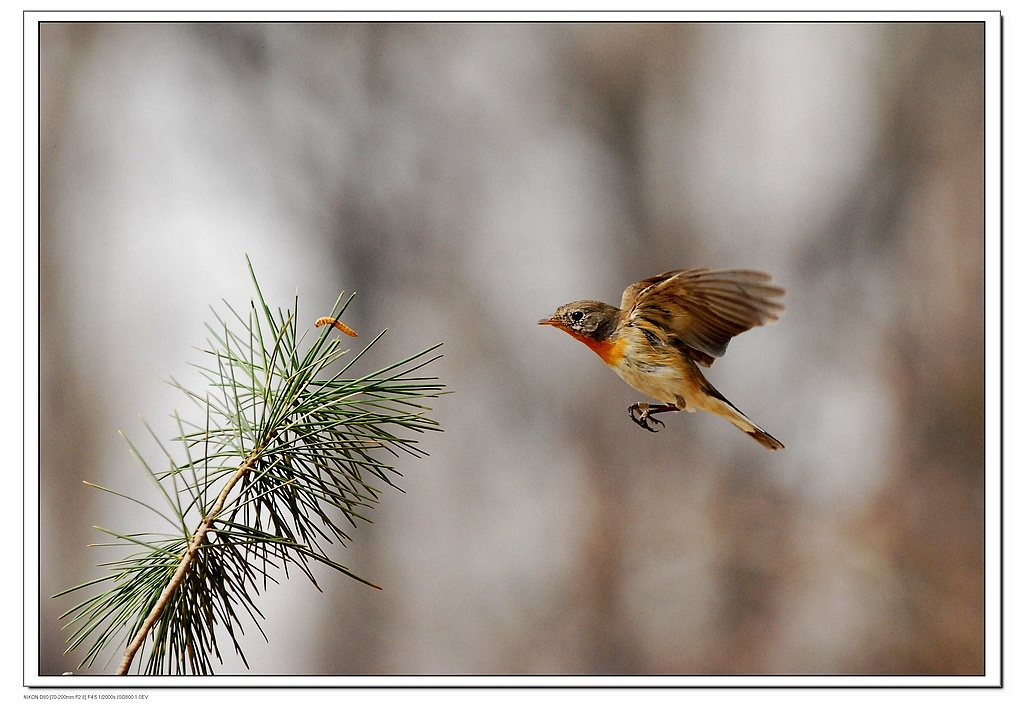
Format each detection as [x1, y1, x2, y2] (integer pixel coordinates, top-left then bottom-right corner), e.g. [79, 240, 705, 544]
[701, 386, 784, 451]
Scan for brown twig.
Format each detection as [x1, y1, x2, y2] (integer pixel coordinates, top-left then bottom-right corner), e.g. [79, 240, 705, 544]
[116, 451, 258, 675]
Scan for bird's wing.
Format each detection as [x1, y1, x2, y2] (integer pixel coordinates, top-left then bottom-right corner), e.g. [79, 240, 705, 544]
[624, 269, 785, 364]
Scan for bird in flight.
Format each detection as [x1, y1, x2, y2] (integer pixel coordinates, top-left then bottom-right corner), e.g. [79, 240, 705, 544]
[539, 268, 785, 450]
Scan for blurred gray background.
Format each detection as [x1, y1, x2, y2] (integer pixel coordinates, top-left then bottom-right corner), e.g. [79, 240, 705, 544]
[38, 21, 985, 676]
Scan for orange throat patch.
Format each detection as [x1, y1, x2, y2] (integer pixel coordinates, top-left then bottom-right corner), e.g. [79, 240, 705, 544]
[561, 328, 626, 366]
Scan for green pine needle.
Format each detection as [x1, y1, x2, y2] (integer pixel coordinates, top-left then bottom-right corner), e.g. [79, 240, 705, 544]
[53, 259, 448, 675]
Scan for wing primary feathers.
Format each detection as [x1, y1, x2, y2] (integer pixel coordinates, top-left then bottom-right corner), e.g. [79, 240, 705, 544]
[623, 268, 785, 363]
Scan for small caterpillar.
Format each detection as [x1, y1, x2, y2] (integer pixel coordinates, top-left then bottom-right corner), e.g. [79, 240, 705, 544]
[315, 317, 358, 337]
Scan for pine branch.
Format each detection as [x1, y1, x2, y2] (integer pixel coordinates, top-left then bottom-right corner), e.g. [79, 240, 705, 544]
[54, 259, 447, 675]
[115, 449, 255, 675]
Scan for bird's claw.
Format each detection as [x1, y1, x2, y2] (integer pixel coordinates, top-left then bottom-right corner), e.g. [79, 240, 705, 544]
[628, 403, 665, 433]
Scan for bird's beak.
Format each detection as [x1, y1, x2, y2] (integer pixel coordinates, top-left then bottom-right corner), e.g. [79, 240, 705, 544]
[538, 317, 559, 327]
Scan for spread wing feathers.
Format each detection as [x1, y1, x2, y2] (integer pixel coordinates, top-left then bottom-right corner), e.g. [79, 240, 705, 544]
[622, 269, 785, 365]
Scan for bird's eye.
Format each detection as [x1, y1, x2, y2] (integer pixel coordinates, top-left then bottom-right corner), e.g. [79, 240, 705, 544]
[569, 310, 584, 323]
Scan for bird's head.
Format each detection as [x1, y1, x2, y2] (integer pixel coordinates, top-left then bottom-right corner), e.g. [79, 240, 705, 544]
[538, 300, 620, 343]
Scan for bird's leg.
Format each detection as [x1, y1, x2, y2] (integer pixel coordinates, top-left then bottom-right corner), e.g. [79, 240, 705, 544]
[628, 403, 681, 432]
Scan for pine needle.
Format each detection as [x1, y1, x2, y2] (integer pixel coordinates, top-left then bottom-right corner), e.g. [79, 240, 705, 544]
[54, 258, 447, 675]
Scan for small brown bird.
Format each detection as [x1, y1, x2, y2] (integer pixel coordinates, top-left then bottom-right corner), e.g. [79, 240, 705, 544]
[539, 268, 785, 450]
